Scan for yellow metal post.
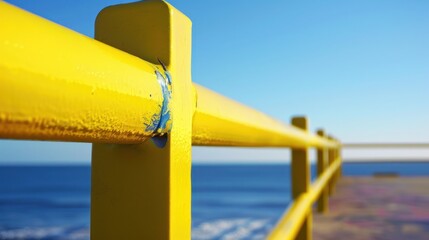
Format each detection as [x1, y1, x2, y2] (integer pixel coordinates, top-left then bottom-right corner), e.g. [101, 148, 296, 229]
[327, 136, 335, 196]
[338, 146, 343, 177]
[291, 116, 312, 240]
[335, 144, 342, 187]
[91, 1, 193, 239]
[316, 129, 328, 213]
[332, 139, 340, 192]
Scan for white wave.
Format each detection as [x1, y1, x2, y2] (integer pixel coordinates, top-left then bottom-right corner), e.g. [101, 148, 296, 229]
[192, 218, 269, 240]
[64, 229, 89, 240]
[0, 219, 268, 240]
[0, 227, 89, 240]
[221, 219, 268, 240]
[0, 227, 64, 239]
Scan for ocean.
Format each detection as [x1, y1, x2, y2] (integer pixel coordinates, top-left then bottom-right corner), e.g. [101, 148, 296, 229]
[1, 163, 429, 240]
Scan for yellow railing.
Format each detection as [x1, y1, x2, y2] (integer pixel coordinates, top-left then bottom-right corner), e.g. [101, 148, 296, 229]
[0, 1, 342, 240]
[343, 143, 429, 148]
[342, 143, 429, 163]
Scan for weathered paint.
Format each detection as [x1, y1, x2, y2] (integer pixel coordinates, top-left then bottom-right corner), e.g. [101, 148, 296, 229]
[144, 69, 172, 133]
[149, 68, 172, 148]
[91, 1, 193, 240]
[0, 1, 340, 150]
[0, 2, 344, 240]
[0, 1, 169, 143]
[154, 69, 172, 133]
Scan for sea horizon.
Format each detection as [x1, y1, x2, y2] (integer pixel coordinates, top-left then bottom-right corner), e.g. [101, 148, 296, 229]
[1, 162, 429, 239]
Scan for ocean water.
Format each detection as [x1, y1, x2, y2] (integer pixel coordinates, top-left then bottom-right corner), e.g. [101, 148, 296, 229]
[1, 163, 429, 240]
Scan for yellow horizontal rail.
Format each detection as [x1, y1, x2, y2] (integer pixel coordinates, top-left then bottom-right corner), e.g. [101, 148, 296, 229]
[343, 143, 429, 148]
[0, 2, 339, 149]
[0, 1, 166, 143]
[267, 157, 341, 240]
[193, 85, 338, 148]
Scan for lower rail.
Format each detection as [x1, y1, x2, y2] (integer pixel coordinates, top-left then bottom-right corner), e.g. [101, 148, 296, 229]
[268, 157, 341, 240]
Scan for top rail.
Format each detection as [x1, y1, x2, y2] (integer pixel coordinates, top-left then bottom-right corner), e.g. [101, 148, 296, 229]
[0, 1, 164, 144]
[193, 85, 338, 148]
[0, 2, 339, 149]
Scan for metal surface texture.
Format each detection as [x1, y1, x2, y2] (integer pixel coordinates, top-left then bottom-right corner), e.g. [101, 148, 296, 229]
[192, 85, 339, 148]
[91, 1, 193, 239]
[0, 1, 168, 143]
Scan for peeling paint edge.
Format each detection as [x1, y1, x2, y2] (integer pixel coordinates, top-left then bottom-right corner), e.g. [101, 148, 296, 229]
[144, 65, 172, 148]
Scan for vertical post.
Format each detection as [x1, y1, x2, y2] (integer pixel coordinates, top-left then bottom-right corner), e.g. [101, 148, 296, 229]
[332, 138, 340, 192]
[316, 129, 328, 213]
[91, 1, 193, 240]
[337, 141, 342, 177]
[327, 135, 335, 196]
[335, 142, 342, 188]
[332, 140, 336, 192]
[291, 116, 312, 240]
[338, 143, 343, 178]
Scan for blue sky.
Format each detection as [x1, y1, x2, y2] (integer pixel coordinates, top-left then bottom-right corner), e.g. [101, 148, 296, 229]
[1, 0, 429, 164]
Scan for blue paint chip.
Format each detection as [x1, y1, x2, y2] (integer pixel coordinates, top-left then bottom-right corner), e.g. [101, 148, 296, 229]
[144, 68, 172, 144]
[152, 135, 168, 148]
[154, 70, 172, 133]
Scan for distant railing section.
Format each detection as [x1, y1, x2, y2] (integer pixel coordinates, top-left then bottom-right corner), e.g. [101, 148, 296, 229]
[342, 143, 429, 163]
[0, 1, 342, 240]
[343, 143, 429, 148]
[268, 155, 341, 240]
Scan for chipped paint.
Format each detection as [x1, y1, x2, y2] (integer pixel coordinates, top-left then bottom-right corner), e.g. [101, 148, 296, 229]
[151, 135, 168, 148]
[0, 2, 164, 144]
[144, 68, 172, 138]
[143, 66, 172, 148]
[155, 68, 172, 133]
